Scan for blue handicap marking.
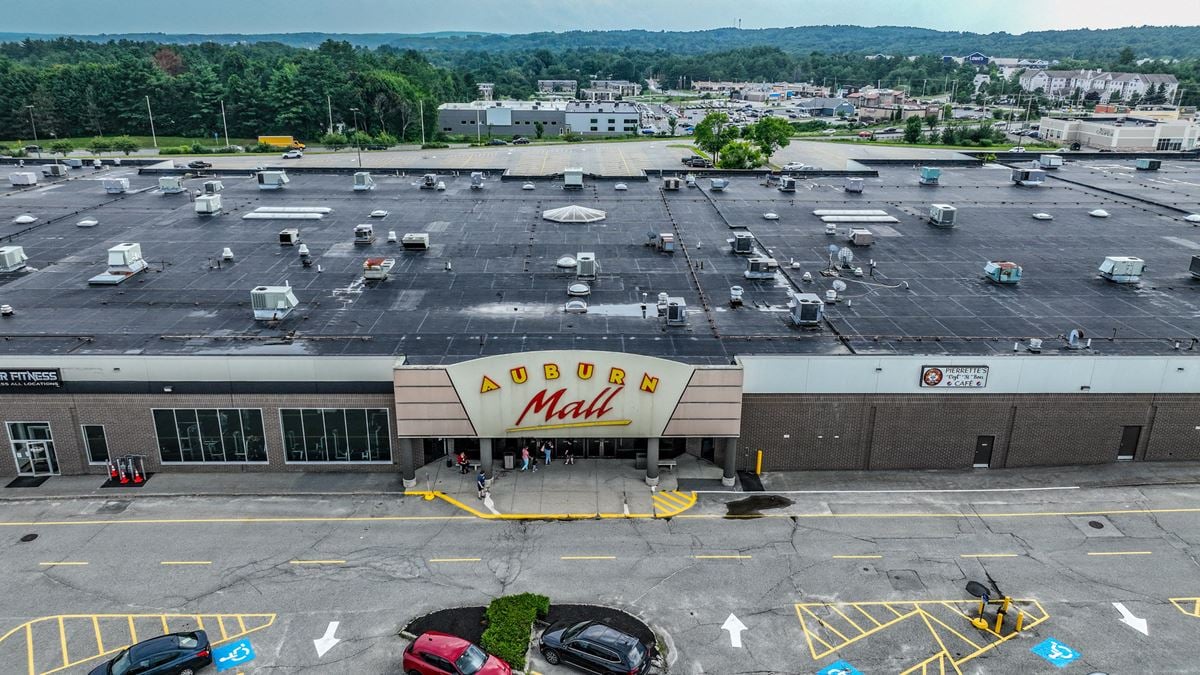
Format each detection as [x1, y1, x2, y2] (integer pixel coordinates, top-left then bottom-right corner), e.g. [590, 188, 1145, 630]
[213, 639, 257, 672]
[1031, 637, 1080, 668]
[817, 660, 863, 675]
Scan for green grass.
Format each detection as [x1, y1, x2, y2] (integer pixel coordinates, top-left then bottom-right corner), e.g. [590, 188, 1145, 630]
[818, 138, 1059, 151]
[1, 136, 257, 150]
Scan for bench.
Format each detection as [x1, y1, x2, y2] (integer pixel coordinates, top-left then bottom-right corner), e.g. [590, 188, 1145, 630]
[468, 461, 481, 473]
[656, 459, 677, 472]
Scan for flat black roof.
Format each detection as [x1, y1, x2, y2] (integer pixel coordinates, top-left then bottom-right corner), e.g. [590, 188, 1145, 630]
[0, 160, 1198, 364]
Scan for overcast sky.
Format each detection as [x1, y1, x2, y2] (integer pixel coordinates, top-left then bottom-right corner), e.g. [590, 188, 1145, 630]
[7, 0, 1200, 35]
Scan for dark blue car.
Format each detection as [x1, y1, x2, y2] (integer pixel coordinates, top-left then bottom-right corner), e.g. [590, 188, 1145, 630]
[539, 620, 651, 674]
[88, 631, 212, 675]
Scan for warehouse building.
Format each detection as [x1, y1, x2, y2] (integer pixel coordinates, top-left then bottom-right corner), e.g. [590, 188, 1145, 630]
[564, 101, 642, 135]
[0, 159, 1198, 486]
[1039, 116, 1200, 151]
[437, 100, 568, 137]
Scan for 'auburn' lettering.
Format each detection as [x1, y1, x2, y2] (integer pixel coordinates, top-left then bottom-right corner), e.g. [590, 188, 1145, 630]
[608, 367, 625, 385]
[544, 363, 560, 380]
[510, 366, 528, 384]
[577, 362, 594, 380]
[480, 375, 500, 394]
[639, 373, 659, 393]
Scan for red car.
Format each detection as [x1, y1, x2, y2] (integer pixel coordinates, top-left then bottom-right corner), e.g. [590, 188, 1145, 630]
[403, 632, 512, 675]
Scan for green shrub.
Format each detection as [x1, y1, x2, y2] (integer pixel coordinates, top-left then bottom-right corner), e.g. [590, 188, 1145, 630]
[563, 132, 583, 143]
[159, 145, 194, 155]
[421, 142, 449, 149]
[480, 593, 549, 670]
[247, 143, 278, 153]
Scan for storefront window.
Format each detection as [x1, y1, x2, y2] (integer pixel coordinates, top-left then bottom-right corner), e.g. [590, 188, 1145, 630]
[280, 409, 391, 463]
[82, 425, 109, 464]
[152, 409, 267, 463]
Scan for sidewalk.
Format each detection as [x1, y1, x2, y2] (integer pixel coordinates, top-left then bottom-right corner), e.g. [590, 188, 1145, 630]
[0, 471, 409, 501]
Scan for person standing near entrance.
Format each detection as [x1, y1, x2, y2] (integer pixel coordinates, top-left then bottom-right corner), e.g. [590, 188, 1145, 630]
[520, 445, 530, 471]
[476, 470, 488, 499]
[542, 441, 552, 466]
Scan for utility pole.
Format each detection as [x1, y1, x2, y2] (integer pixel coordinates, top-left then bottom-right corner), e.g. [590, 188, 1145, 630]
[349, 107, 363, 168]
[220, 100, 230, 148]
[475, 107, 481, 143]
[25, 105, 39, 159]
[145, 95, 158, 148]
[327, 95, 334, 135]
[419, 99, 425, 146]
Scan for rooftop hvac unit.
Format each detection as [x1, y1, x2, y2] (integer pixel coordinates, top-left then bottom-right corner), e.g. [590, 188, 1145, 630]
[158, 176, 185, 194]
[563, 168, 584, 190]
[1135, 158, 1161, 171]
[42, 164, 68, 178]
[1098, 256, 1144, 283]
[363, 257, 395, 280]
[576, 252, 598, 279]
[848, 228, 874, 246]
[778, 175, 797, 192]
[918, 166, 941, 186]
[278, 228, 300, 245]
[744, 257, 779, 279]
[665, 297, 687, 326]
[88, 243, 147, 285]
[470, 172, 484, 189]
[401, 233, 430, 250]
[787, 292, 824, 326]
[1011, 167, 1046, 186]
[729, 285, 744, 306]
[928, 203, 957, 228]
[1038, 154, 1063, 170]
[709, 178, 729, 191]
[1190, 255, 1200, 279]
[103, 177, 129, 194]
[0, 246, 28, 272]
[730, 232, 755, 254]
[656, 233, 675, 253]
[257, 171, 289, 190]
[663, 176, 681, 190]
[685, 173, 697, 187]
[845, 177, 864, 193]
[353, 172, 376, 191]
[984, 260, 1022, 284]
[354, 224, 376, 245]
[194, 194, 222, 215]
[251, 285, 300, 321]
[8, 172, 37, 186]
[203, 180, 224, 193]
[420, 173, 437, 189]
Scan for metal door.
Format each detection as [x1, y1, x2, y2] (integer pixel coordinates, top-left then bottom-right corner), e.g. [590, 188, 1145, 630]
[1118, 426, 1141, 461]
[14, 441, 58, 476]
[973, 436, 995, 468]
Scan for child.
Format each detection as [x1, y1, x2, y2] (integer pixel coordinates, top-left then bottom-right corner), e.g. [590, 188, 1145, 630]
[564, 448, 575, 465]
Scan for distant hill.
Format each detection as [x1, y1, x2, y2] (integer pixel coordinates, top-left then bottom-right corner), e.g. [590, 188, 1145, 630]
[2, 25, 1200, 59]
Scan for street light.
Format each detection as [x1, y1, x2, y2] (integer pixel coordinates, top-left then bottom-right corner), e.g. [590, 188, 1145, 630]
[349, 107, 363, 168]
[219, 100, 230, 148]
[24, 105, 39, 159]
[145, 95, 158, 148]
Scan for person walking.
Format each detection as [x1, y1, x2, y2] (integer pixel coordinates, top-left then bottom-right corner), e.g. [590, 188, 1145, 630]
[542, 441, 552, 466]
[531, 453, 539, 472]
[564, 448, 575, 465]
[456, 450, 469, 474]
[520, 445, 530, 472]
[476, 470, 488, 499]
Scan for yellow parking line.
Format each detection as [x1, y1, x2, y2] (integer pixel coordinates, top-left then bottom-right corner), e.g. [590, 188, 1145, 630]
[561, 556, 616, 560]
[92, 616, 103, 653]
[960, 554, 1019, 558]
[217, 616, 228, 640]
[429, 557, 482, 563]
[58, 616, 68, 670]
[161, 561, 212, 565]
[289, 560, 345, 565]
[1087, 551, 1153, 556]
[833, 555, 882, 559]
[39, 561, 88, 566]
[161, 615, 170, 634]
[693, 554, 751, 559]
[127, 615, 137, 643]
[25, 624, 33, 675]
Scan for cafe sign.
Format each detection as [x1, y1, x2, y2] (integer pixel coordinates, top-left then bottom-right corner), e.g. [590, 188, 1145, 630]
[0, 368, 62, 388]
[446, 351, 694, 437]
[919, 365, 989, 389]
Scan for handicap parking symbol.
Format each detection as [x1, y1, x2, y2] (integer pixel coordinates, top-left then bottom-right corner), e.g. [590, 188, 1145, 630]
[1031, 637, 1080, 668]
[817, 660, 862, 675]
[213, 639, 257, 672]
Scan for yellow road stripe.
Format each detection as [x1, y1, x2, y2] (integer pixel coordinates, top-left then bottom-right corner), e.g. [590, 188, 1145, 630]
[127, 616, 137, 643]
[693, 554, 751, 559]
[92, 616, 103, 654]
[289, 560, 346, 565]
[58, 616, 68, 669]
[854, 604, 883, 627]
[1087, 551, 1153, 556]
[217, 616, 228, 641]
[429, 557, 481, 563]
[833, 555, 882, 559]
[655, 491, 691, 508]
[561, 556, 616, 560]
[160, 561, 212, 565]
[39, 561, 88, 566]
[161, 615, 170, 634]
[960, 554, 1019, 558]
[25, 624, 33, 675]
[829, 604, 866, 634]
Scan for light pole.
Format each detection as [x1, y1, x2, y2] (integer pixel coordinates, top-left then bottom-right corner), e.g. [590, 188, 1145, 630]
[25, 105, 39, 159]
[349, 107, 363, 168]
[219, 100, 230, 148]
[145, 95, 158, 148]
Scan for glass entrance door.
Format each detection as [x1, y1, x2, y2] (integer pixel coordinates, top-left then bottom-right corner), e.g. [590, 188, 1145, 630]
[8, 422, 59, 475]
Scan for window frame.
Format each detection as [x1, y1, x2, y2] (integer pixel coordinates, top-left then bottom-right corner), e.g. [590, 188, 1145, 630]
[81, 424, 110, 465]
[151, 408, 269, 465]
[279, 408, 393, 465]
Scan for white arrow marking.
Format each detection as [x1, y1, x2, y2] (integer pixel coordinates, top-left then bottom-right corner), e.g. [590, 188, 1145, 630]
[1113, 602, 1149, 636]
[721, 613, 747, 648]
[314, 621, 341, 657]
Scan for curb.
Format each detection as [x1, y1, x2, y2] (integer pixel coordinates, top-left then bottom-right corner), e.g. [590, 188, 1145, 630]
[406, 490, 698, 521]
[0, 490, 411, 502]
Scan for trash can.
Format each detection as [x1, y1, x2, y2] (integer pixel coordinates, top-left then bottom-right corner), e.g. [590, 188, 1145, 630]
[635, 453, 647, 470]
[503, 453, 515, 470]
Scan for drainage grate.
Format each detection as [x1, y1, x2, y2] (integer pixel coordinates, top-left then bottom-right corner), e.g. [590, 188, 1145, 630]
[1068, 515, 1124, 538]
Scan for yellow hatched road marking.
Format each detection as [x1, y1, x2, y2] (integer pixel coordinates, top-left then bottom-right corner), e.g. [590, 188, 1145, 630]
[1169, 597, 1200, 617]
[829, 604, 866, 634]
[854, 604, 883, 627]
[915, 611, 965, 675]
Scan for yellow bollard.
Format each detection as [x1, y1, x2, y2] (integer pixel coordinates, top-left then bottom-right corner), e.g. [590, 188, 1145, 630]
[1001, 596, 1012, 613]
[1015, 610, 1025, 632]
[756, 449, 763, 475]
[994, 611, 1005, 633]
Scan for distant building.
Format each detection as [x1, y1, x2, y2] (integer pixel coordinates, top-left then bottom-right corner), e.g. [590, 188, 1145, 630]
[964, 52, 990, 66]
[438, 100, 567, 137]
[477, 82, 495, 101]
[1019, 69, 1178, 102]
[793, 97, 856, 118]
[582, 80, 642, 100]
[1039, 115, 1200, 151]
[565, 100, 641, 135]
[537, 80, 577, 95]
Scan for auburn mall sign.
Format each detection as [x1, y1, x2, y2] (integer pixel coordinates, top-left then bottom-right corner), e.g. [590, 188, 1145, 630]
[445, 351, 695, 438]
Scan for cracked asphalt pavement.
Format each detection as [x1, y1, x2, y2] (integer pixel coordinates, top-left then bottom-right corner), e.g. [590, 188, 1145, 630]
[3, 482, 1200, 674]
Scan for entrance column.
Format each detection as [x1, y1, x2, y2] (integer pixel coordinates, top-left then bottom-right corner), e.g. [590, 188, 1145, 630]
[722, 437, 737, 487]
[645, 438, 660, 487]
[480, 438, 494, 480]
[399, 438, 416, 488]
